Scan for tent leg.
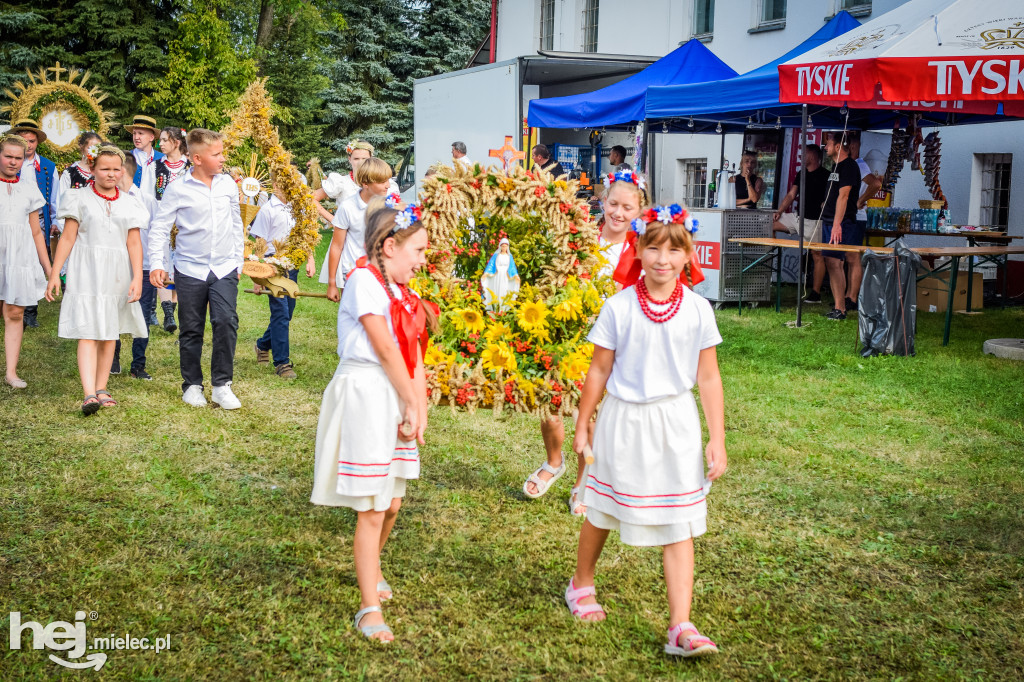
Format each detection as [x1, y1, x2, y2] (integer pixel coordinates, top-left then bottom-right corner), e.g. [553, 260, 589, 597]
[796, 104, 808, 328]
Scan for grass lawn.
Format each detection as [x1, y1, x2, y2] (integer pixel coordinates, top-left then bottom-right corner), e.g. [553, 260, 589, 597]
[3, 236, 1023, 680]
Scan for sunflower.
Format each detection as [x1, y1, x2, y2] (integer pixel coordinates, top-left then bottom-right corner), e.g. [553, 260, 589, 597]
[552, 296, 583, 322]
[484, 321, 514, 343]
[454, 307, 486, 334]
[424, 344, 454, 366]
[559, 351, 590, 382]
[481, 342, 517, 374]
[517, 300, 550, 334]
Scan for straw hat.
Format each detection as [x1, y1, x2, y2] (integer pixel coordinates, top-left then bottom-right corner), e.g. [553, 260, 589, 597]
[124, 115, 158, 134]
[9, 118, 47, 144]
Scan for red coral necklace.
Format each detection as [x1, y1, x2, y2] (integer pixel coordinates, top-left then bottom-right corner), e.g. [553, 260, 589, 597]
[636, 277, 683, 323]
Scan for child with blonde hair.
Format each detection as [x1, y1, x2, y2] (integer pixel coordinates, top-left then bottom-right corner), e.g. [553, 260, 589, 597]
[45, 145, 148, 413]
[565, 204, 725, 658]
[524, 169, 650, 517]
[323, 157, 394, 298]
[0, 134, 53, 388]
[311, 202, 437, 643]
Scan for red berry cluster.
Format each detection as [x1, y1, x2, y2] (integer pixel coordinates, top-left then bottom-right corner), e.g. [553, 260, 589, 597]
[504, 381, 517, 404]
[455, 383, 475, 406]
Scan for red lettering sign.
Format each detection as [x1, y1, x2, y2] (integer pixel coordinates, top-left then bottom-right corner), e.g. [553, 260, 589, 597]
[693, 241, 720, 270]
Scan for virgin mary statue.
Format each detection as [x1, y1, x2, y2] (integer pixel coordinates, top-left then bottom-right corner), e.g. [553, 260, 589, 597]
[481, 238, 520, 310]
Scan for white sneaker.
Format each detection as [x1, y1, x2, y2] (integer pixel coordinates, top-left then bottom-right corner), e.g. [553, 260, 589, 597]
[182, 385, 207, 407]
[211, 383, 241, 410]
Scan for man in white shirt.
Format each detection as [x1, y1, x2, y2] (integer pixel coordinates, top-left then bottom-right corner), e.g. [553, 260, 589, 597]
[149, 129, 244, 410]
[125, 115, 165, 203]
[452, 141, 472, 168]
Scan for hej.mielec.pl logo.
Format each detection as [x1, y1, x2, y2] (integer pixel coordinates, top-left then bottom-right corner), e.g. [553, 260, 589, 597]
[7, 610, 172, 671]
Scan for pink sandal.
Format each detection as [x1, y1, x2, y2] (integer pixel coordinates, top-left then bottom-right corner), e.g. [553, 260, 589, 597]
[564, 578, 605, 621]
[665, 622, 719, 657]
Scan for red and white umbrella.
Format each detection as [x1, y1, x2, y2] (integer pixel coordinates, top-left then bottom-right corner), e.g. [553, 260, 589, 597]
[778, 0, 1024, 116]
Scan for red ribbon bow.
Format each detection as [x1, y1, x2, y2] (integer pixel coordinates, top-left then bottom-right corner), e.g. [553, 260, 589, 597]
[611, 231, 705, 289]
[358, 259, 438, 378]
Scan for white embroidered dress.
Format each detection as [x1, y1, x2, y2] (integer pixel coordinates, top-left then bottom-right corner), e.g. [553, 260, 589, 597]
[0, 180, 47, 306]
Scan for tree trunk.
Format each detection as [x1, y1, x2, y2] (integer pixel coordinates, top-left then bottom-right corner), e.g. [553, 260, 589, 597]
[256, 1, 275, 49]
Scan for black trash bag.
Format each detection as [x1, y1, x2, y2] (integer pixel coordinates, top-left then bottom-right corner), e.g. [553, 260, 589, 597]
[858, 241, 922, 357]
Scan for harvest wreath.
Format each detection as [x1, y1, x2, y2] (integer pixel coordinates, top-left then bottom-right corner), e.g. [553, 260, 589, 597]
[410, 162, 612, 417]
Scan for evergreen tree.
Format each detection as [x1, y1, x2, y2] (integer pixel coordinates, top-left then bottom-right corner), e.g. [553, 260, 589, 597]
[414, 0, 490, 77]
[0, 0, 173, 130]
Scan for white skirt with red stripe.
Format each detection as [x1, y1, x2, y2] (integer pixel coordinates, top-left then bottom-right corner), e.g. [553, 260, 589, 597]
[311, 361, 420, 512]
[583, 391, 708, 547]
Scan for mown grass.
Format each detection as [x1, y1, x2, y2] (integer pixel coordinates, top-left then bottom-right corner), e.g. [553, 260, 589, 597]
[2, 236, 1023, 680]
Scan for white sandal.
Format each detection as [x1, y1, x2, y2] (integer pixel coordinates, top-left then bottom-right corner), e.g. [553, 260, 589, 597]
[522, 458, 566, 499]
[354, 605, 392, 642]
[568, 487, 586, 517]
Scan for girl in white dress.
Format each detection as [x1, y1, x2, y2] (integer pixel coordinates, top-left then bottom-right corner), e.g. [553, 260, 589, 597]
[0, 135, 52, 388]
[523, 169, 649, 517]
[480, 238, 520, 310]
[566, 204, 726, 658]
[311, 201, 436, 643]
[46, 145, 148, 415]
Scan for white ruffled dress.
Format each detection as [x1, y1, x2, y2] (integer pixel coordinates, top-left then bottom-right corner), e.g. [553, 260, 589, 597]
[57, 188, 149, 341]
[0, 180, 47, 306]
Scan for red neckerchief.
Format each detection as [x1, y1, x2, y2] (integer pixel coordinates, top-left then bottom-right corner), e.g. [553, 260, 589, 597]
[612, 231, 706, 288]
[356, 257, 439, 378]
[29, 156, 40, 173]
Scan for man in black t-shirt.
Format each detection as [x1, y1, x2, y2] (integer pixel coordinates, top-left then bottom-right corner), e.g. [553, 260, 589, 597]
[819, 131, 862, 320]
[774, 144, 829, 302]
[532, 144, 565, 178]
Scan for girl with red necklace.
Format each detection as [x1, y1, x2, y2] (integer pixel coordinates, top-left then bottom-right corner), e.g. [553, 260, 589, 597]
[311, 199, 437, 644]
[0, 134, 52, 388]
[45, 145, 148, 415]
[564, 205, 727, 659]
[153, 126, 191, 333]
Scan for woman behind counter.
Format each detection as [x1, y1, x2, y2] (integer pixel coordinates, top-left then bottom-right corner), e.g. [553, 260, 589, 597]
[731, 150, 765, 208]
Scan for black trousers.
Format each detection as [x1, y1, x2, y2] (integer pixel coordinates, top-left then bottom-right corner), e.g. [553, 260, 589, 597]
[175, 269, 239, 391]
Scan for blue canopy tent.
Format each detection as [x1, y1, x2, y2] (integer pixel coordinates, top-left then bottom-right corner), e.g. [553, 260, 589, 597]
[527, 39, 738, 130]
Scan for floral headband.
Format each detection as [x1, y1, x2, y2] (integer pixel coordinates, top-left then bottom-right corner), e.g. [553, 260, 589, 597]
[346, 139, 374, 155]
[0, 133, 28, 150]
[603, 168, 647, 191]
[392, 203, 423, 232]
[86, 143, 125, 164]
[384, 193, 402, 209]
[630, 204, 698, 236]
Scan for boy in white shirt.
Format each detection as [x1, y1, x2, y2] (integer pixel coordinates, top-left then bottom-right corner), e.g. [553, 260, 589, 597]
[250, 185, 317, 379]
[324, 158, 393, 302]
[149, 129, 244, 409]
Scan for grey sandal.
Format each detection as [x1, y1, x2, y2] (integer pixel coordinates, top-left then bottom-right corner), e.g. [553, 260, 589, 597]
[81, 395, 101, 416]
[377, 579, 393, 601]
[354, 605, 392, 641]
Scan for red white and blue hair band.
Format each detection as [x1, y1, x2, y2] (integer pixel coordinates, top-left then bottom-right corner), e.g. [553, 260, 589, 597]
[603, 168, 647, 190]
[384, 193, 401, 209]
[631, 204, 699, 236]
[393, 203, 422, 232]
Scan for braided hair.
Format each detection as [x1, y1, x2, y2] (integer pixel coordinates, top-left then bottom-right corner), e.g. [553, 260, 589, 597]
[363, 202, 439, 333]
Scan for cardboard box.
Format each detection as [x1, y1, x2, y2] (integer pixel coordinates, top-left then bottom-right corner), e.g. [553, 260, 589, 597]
[917, 271, 983, 313]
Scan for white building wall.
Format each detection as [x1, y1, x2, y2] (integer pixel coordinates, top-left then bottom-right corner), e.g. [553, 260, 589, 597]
[497, 0, 1024, 243]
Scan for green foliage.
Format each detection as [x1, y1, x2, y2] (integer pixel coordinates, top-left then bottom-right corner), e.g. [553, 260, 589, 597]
[140, 5, 258, 129]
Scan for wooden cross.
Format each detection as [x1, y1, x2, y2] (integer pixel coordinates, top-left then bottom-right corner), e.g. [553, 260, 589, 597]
[47, 62, 67, 81]
[488, 136, 526, 172]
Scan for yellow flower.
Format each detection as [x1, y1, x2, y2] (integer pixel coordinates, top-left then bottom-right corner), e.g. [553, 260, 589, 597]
[552, 296, 583, 322]
[481, 342, 517, 374]
[453, 307, 486, 334]
[517, 300, 550, 334]
[484, 321, 513, 343]
[559, 351, 590, 382]
[424, 344, 453, 366]
[583, 285, 603, 312]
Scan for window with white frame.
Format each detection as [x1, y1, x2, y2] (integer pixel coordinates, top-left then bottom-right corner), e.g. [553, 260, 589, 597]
[679, 158, 709, 209]
[581, 0, 599, 52]
[540, 0, 555, 51]
[839, 0, 872, 15]
[693, 0, 715, 37]
[979, 154, 1012, 229]
[761, 0, 787, 24]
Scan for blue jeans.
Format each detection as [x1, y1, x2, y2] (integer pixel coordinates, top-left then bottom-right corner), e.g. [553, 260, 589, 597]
[255, 269, 298, 366]
[115, 271, 156, 372]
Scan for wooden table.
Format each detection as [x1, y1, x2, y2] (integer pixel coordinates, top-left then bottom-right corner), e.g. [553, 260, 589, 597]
[728, 238, 1024, 346]
[866, 229, 1019, 247]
